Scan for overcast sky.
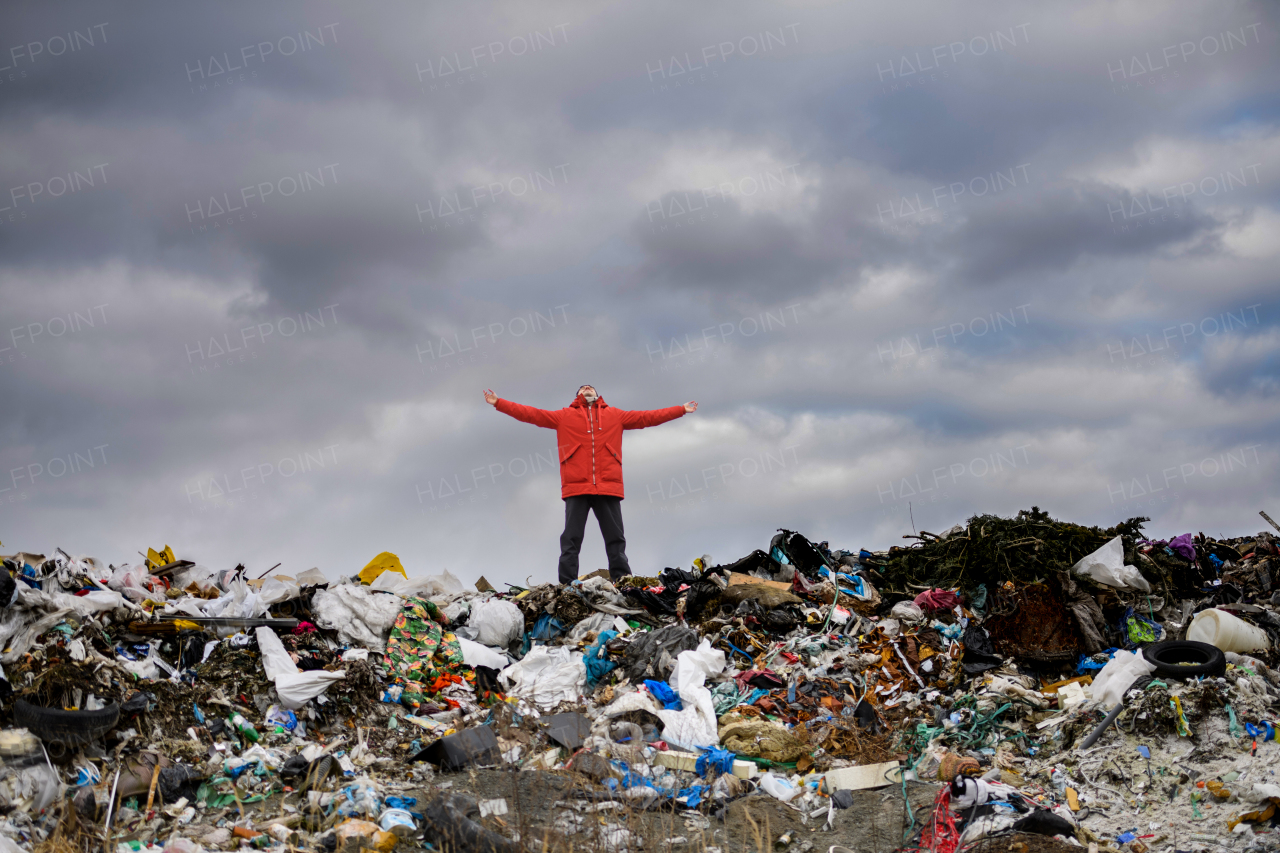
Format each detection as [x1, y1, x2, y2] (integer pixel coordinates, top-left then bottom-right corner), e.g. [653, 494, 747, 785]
[1, 1, 1277, 586]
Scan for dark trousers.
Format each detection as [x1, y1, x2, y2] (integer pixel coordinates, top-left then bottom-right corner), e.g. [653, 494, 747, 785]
[558, 494, 631, 584]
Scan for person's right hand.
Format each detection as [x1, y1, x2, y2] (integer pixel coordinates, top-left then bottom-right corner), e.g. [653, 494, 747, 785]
[483, 389, 498, 406]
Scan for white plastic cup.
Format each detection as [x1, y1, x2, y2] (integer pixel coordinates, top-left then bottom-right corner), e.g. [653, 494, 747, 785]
[1187, 608, 1270, 652]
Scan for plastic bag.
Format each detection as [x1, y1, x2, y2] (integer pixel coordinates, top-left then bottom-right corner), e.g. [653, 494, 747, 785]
[1089, 649, 1154, 709]
[621, 623, 698, 682]
[567, 612, 629, 643]
[256, 627, 346, 709]
[168, 576, 269, 629]
[498, 645, 585, 709]
[657, 639, 725, 750]
[457, 637, 508, 669]
[890, 601, 926, 622]
[338, 778, 383, 818]
[172, 564, 219, 594]
[107, 565, 155, 601]
[311, 584, 404, 651]
[0, 586, 129, 663]
[256, 626, 298, 681]
[469, 599, 523, 648]
[1071, 536, 1151, 592]
[369, 569, 465, 598]
[601, 687, 663, 718]
[0, 759, 62, 814]
[259, 577, 300, 606]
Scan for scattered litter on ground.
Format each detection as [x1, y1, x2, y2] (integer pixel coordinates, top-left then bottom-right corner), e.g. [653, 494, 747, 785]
[2, 511, 1280, 852]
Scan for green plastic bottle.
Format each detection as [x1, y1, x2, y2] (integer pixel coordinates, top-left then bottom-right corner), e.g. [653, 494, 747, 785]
[228, 713, 260, 743]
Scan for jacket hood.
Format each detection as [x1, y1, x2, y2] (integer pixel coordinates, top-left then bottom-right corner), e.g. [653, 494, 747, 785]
[569, 394, 608, 408]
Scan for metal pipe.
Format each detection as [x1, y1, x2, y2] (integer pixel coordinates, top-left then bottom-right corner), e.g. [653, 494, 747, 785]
[1079, 701, 1125, 750]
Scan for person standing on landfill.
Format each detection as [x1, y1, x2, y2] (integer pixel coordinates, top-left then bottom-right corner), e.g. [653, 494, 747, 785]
[484, 385, 697, 584]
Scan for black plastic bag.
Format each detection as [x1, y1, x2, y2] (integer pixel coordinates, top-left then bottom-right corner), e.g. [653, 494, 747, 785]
[960, 623, 1001, 674]
[158, 764, 204, 803]
[620, 623, 698, 682]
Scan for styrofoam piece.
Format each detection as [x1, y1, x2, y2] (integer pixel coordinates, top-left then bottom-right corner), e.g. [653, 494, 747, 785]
[822, 761, 901, 791]
[651, 750, 757, 779]
[1057, 681, 1087, 710]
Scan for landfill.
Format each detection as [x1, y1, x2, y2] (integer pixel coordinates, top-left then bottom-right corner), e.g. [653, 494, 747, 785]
[3, 508, 1280, 853]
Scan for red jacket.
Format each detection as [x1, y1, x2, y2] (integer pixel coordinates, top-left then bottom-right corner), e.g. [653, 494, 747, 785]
[495, 394, 685, 499]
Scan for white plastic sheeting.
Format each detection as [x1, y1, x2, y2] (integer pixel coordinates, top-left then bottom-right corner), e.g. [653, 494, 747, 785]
[259, 577, 300, 607]
[656, 639, 725, 750]
[601, 687, 663, 718]
[0, 586, 129, 663]
[468, 599, 523, 648]
[1071, 536, 1151, 592]
[107, 565, 155, 601]
[499, 645, 585, 709]
[295, 567, 328, 586]
[310, 583, 404, 651]
[369, 569, 465, 598]
[255, 627, 346, 710]
[457, 637, 509, 670]
[163, 575, 270, 626]
[567, 612, 630, 643]
[1090, 648, 1155, 709]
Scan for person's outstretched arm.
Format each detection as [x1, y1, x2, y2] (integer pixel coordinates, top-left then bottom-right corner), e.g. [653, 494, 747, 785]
[620, 400, 697, 429]
[484, 389, 560, 428]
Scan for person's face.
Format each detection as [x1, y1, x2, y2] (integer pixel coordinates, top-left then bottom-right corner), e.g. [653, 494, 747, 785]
[578, 385, 597, 401]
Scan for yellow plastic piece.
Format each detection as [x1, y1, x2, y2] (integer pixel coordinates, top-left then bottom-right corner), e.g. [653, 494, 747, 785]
[358, 551, 407, 585]
[146, 545, 175, 570]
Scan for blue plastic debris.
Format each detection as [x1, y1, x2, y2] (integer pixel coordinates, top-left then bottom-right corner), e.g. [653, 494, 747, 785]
[644, 680, 683, 710]
[695, 746, 735, 776]
[583, 630, 619, 688]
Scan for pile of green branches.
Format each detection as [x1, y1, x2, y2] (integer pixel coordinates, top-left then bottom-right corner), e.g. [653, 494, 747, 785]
[874, 506, 1149, 593]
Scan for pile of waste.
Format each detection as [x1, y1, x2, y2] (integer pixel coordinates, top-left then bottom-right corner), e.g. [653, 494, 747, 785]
[2, 508, 1280, 853]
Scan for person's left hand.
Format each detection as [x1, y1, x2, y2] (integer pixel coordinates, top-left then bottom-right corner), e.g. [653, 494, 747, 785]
[684, 401, 698, 413]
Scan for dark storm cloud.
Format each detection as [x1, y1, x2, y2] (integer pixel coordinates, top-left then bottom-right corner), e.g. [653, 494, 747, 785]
[0, 0, 1278, 581]
[942, 181, 1222, 285]
[630, 194, 846, 300]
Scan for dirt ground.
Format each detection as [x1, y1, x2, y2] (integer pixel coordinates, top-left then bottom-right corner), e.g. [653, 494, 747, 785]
[967, 833, 1085, 853]
[431, 769, 947, 853]
[166, 767, 1085, 853]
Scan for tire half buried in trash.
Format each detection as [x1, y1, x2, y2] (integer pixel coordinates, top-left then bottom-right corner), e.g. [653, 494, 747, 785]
[14, 699, 120, 745]
[1142, 640, 1227, 679]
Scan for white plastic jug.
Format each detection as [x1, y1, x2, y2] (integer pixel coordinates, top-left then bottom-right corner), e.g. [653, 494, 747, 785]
[758, 772, 800, 802]
[1187, 608, 1270, 652]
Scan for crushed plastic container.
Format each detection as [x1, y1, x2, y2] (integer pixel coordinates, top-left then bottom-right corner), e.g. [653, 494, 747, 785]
[378, 807, 416, 837]
[1187, 608, 1271, 653]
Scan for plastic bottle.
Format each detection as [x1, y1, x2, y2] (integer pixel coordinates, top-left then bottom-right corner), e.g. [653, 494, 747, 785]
[1188, 609, 1270, 652]
[228, 714, 260, 743]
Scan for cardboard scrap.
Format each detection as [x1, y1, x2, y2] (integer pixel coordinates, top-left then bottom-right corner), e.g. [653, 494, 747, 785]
[728, 573, 791, 591]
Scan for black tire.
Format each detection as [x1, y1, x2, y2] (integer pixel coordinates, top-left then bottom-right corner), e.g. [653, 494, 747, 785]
[1143, 640, 1226, 679]
[14, 699, 120, 745]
